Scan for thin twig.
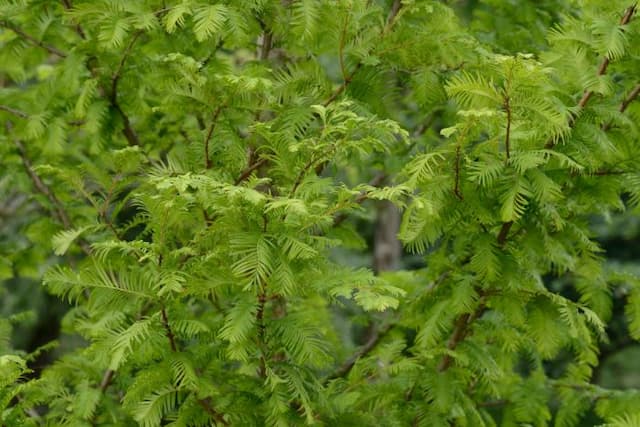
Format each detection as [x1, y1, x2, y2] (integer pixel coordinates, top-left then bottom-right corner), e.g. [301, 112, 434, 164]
[12, 139, 71, 228]
[99, 369, 115, 393]
[577, 4, 636, 109]
[478, 399, 509, 408]
[204, 105, 224, 169]
[60, 0, 86, 39]
[256, 288, 267, 378]
[333, 172, 387, 227]
[385, 0, 403, 33]
[257, 18, 273, 61]
[323, 63, 361, 107]
[546, 4, 637, 148]
[234, 157, 267, 185]
[338, 12, 350, 83]
[496, 221, 513, 246]
[323, 0, 404, 107]
[197, 398, 230, 426]
[0, 20, 67, 57]
[503, 95, 512, 160]
[111, 31, 142, 101]
[110, 31, 143, 147]
[0, 105, 29, 118]
[161, 307, 178, 353]
[619, 82, 640, 113]
[324, 323, 392, 383]
[290, 146, 338, 197]
[437, 298, 486, 372]
[426, 271, 450, 294]
[602, 81, 640, 130]
[454, 145, 463, 200]
[508, 5, 637, 243]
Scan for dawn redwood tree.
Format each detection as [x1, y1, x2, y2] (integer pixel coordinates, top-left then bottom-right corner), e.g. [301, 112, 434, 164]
[1, 0, 640, 425]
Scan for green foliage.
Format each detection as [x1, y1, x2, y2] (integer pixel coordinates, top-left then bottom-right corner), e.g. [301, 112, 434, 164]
[1, 0, 640, 426]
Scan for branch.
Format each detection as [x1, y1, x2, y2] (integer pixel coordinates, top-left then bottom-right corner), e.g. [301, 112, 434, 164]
[203, 104, 225, 169]
[109, 31, 143, 147]
[13, 138, 69, 228]
[0, 105, 29, 119]
[338, 12, 350, 83]
[478, 399, 509, 408]
[256, 283, 268, 378]
[111, 31, 142, 101]
[453, 145, 463, 200]
[0, 20, 67, 57]
[546, 4, 637, 148]
[60, 0, 87, 39]
[437, 298, 486, 372]
[332, 172, 387, 227]
[290, 146, 339, 197]
[323, 0, 404, 107]
[197, 398, 230, 426]
[496, 220, 513, 246]
[507, 5, 637, 242]
[619, 82, 640, 113]
[234, 157, 268, 185]
[425, 271, 450, 294]
[99, 369, 115, 393]
[324, 323, 392, 383]
[257, 20, 273, 61]
[160, 307, 178, 353]
[503, 95, 512, 160]
[578, 4, 636, 109]
[384, 0, 404, 34]
[322, 63, 362, 107]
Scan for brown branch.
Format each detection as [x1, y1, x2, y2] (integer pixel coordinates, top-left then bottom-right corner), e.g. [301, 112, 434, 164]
[203, 105, 224, 169]
[290, 146, 338, 197]
[619, 82, 640, 113]
[323, 0, 404, 107]
[99, 369, 115, 393]
[323, 63, 361, 107]
[324, 323, 392, 383]
[507, 6, 636, 243]
[256, 291, 267, 378]
[503, 95, 512, 160]
[546, 4, 637, 148]
[0, 20, 67, 57]
[437, 299, 486, 372]
[111, 31, 142, 101]
[426, 271, 450, 294]
[338, 12, 350, 83]
[496, 220, 513, 246]
[591, 169, 627, 176]
[161, 307, 178, 353]
[234, 157, 267, 185]
[578, 4, 636, 109]
[197, 398, 229, 426]
[257, 18, 273, 61]
[478, 399, 509, 408]
[60, 0, 86, 39]
[0, 105, 29, 119]
[386, 0, 403, 30]
[110, 102, 139, 146]
[453, 145, 463, 200]
[109, 31, 143, 147]
[13, 139, 73, 228]
[332, 172, 387, 227]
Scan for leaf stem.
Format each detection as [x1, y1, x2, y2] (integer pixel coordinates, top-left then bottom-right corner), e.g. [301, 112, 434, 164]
[0, 20, 67, 57]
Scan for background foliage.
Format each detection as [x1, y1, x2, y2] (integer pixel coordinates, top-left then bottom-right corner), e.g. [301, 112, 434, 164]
[1, 0, 640, 425]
